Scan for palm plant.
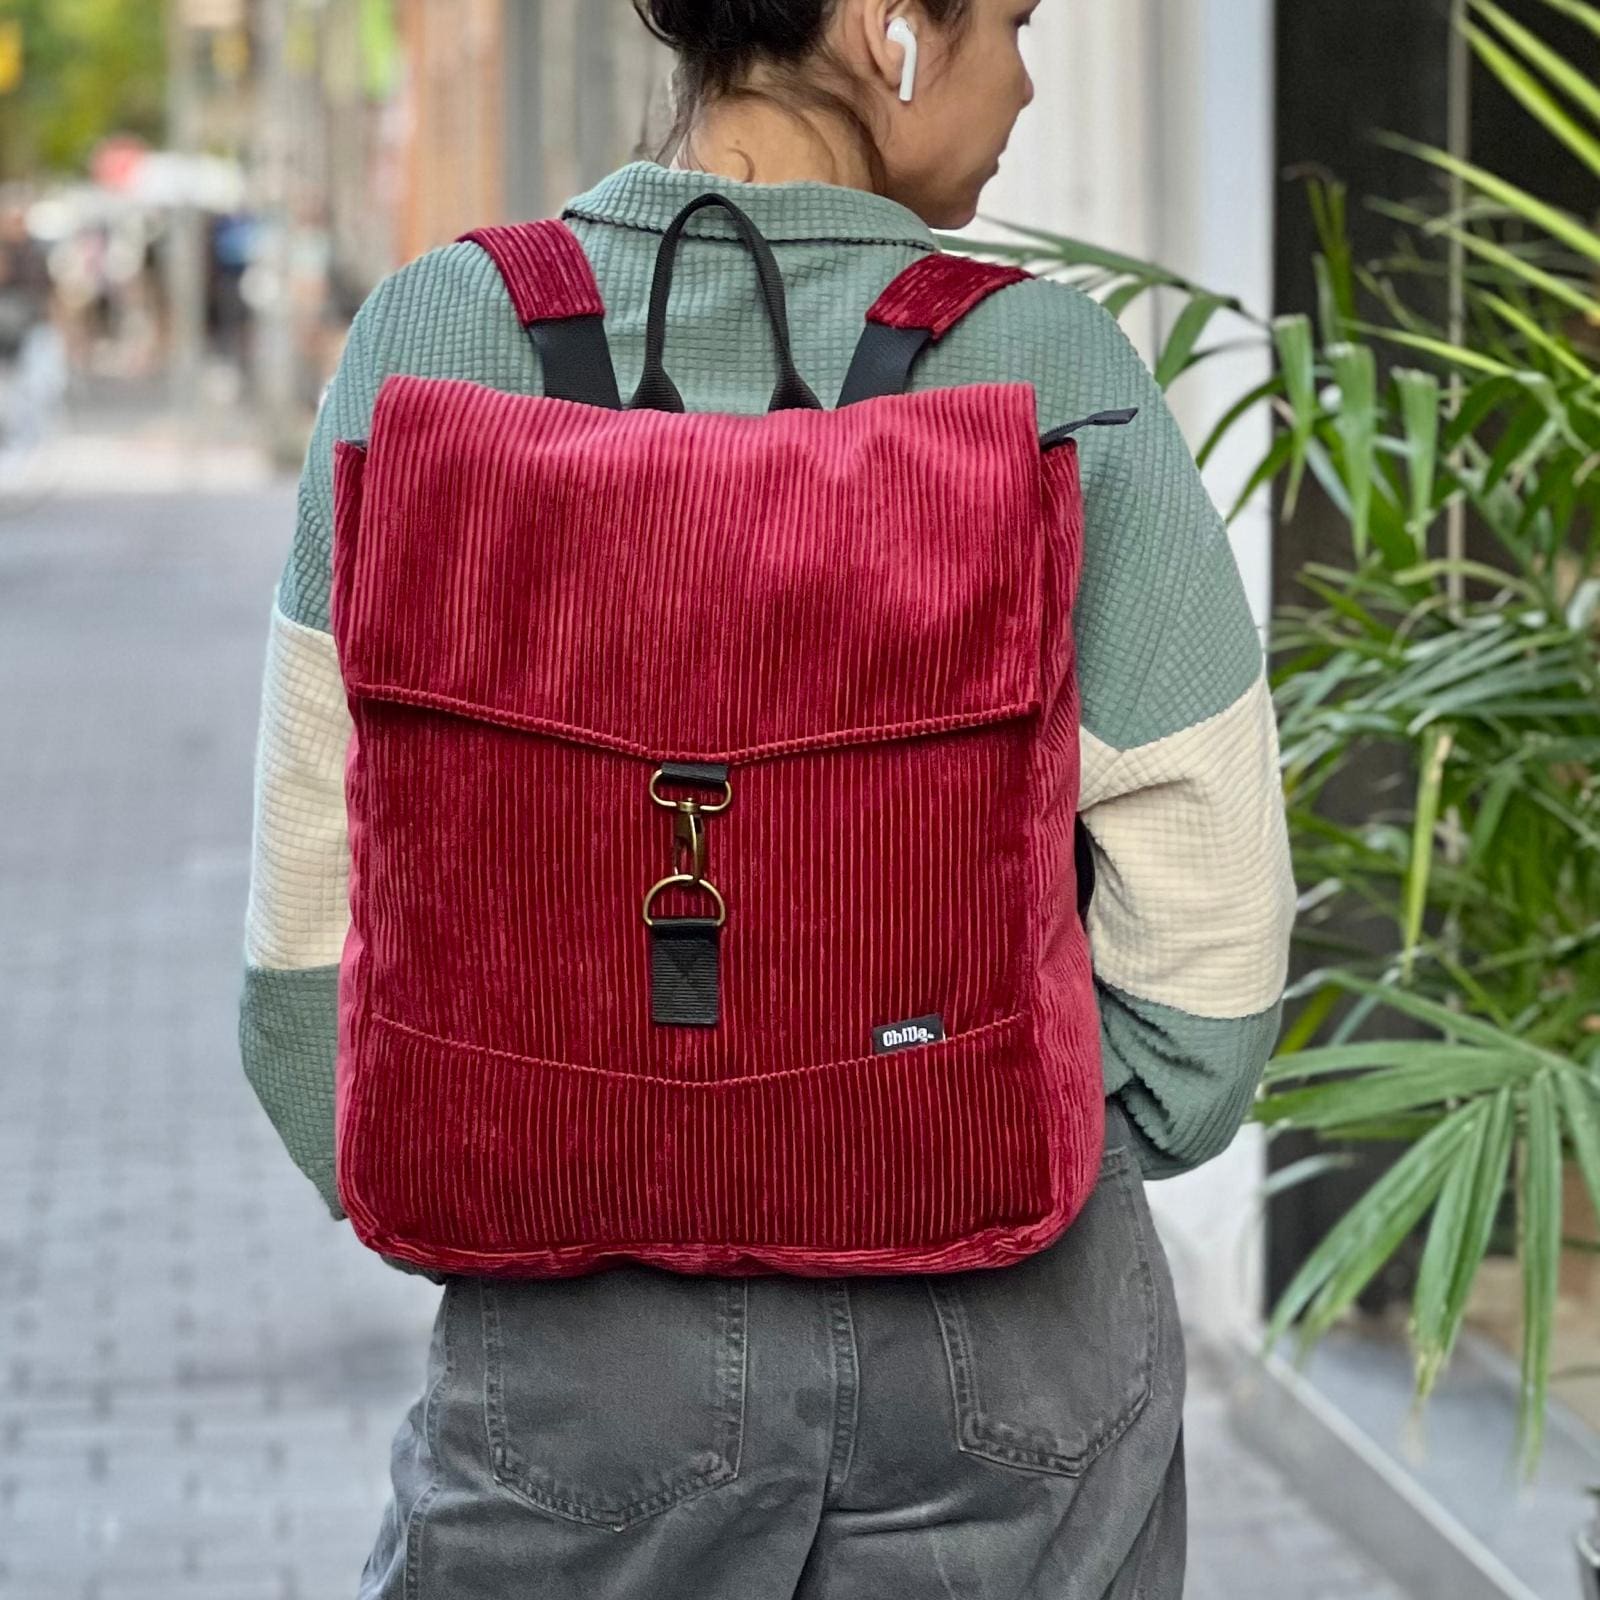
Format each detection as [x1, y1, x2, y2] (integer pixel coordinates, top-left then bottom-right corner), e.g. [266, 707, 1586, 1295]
[953, 0, 1600, 1472]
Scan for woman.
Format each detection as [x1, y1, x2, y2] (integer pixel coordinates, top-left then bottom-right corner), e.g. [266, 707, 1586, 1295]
[240, 1, 1297, 1594]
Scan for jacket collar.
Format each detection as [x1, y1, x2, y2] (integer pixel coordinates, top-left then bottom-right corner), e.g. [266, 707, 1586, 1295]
[562, 160, 938, 252]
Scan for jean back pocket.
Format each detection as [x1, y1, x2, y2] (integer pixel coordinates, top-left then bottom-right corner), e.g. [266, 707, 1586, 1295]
[481, 1269, 748, 1530]
[926, 1138, 1163, 1477]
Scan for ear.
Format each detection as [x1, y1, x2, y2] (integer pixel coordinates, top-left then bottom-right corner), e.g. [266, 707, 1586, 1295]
[855, 0, 916, 96]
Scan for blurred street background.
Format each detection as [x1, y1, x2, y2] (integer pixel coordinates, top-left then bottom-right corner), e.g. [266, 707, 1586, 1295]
[1, 2, 1597, 1598]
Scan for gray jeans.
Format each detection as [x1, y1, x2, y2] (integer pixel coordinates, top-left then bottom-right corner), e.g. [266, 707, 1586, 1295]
[358, 1101, 1186, 1599]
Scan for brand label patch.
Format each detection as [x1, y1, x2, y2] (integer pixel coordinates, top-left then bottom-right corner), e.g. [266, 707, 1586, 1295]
[872, 1014, 947, 1054]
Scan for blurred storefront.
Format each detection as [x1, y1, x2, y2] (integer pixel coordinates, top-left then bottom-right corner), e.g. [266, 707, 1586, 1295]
[254, 0, 669, 438]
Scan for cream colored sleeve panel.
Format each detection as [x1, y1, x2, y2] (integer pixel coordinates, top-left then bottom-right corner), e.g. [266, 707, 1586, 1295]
[244, 605, 353, 971]
[1079, 669, 1297, 1019]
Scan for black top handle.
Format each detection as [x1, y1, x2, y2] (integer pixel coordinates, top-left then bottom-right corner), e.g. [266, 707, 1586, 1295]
[628, 193, 822, 414]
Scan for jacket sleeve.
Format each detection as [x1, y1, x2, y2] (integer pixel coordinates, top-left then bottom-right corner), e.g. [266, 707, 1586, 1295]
[238, 277, 396, 1219]
[1027, 285, 1298, 1179]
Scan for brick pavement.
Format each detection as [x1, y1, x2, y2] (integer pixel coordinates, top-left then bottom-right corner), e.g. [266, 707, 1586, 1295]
[0, 420, 1407, 1599]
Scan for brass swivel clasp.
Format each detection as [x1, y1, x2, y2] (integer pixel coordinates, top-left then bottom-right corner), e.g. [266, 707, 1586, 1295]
[672, 805, 708, 883]
[642, 768, 732, 927]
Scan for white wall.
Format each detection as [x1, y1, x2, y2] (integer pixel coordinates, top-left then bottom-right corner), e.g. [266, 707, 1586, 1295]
[963, 0, 1276, 1344]
[1147, 0, 1275, 1346]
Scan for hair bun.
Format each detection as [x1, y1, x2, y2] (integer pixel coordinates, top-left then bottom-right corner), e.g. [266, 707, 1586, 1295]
[638, 0, 825, 56]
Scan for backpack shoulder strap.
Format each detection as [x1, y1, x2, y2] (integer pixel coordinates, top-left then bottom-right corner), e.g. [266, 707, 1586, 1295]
[837, 253, 1031, 407]
[455, 219, 622, 409]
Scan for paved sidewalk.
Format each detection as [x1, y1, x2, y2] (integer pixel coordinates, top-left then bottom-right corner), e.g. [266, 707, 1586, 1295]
[0, 428, 1407, 1599]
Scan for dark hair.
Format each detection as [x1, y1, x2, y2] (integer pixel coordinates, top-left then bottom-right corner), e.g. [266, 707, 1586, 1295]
[633, 0, 974, 192]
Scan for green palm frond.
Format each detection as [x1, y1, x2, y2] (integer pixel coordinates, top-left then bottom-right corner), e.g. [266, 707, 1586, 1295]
[975, 0, 1600, 1474]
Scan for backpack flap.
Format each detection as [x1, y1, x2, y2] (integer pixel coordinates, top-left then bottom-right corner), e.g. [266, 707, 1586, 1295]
[332, 372, 1047, 760]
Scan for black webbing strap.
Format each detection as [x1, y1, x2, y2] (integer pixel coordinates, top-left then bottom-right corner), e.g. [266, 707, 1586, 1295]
[1040, 408, 1140, 450]
[658, 760, 731, 790]
[531, 317, 622, 409]
[651, 919, 722, 1027]
[834, 255, 1029, 407]
[456, 221, 624, 412]
[630, 194, 821, 415]
[836, 323, 934, 408]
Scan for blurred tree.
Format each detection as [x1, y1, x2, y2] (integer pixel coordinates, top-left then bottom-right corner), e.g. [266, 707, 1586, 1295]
[0, 0, 166, 179]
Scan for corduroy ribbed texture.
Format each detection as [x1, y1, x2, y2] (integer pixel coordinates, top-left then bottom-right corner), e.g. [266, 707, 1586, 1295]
[327, 293, 1103, 1278]
[339, 376, 1046, 759]
[866, 254, 1032, 339]
[455, 221, 606, 323]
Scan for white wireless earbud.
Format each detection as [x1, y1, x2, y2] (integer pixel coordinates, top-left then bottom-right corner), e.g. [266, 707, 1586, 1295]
[886, 16, 918, 102]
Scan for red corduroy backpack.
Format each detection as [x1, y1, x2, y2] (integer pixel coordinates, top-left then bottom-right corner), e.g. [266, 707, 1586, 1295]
[329, 192, 1135, 1280]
